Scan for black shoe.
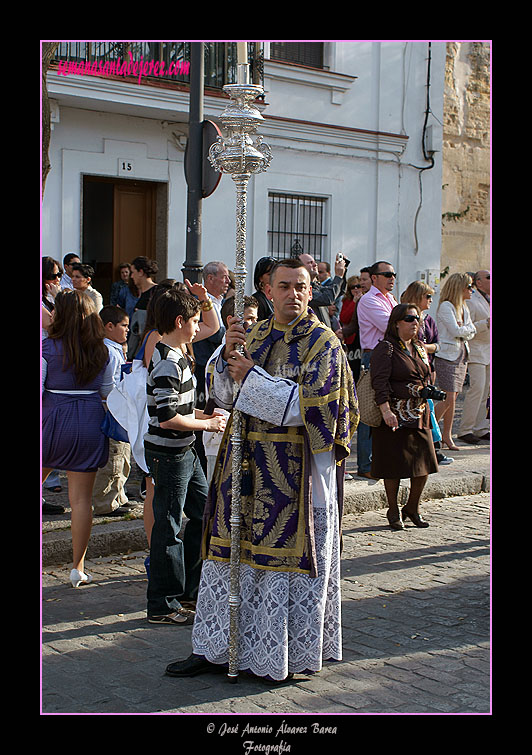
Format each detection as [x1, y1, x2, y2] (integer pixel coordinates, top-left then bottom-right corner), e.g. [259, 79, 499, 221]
[401, 507, 430, 528]
[458, 433, 480, 445]
[386, 510, 404, 530]
[165, 653, 226, 677]
[254, 673, 295, 686]
[42, 501, 65, 515]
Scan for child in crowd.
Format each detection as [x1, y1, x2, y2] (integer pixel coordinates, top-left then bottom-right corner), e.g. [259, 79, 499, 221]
[93, 305, 132, 516]
[144, 288, 227, 625]
[203, 295, 258, 483]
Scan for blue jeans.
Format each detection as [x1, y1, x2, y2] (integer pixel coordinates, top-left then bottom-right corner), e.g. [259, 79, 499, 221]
[145, 445, 208, 616]
[357, 350, 373, 473]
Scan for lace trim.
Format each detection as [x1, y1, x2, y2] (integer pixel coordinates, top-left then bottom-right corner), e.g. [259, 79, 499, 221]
[235, 367, 296, 426]
[192, 501, 341, 680]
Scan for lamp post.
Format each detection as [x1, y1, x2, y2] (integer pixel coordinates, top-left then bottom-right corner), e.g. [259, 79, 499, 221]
[182, 42, 205, 284]
[208, 42, 272, 683]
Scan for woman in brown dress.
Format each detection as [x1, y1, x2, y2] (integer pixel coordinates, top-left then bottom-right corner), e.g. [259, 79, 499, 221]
[370, 303, 439, 530]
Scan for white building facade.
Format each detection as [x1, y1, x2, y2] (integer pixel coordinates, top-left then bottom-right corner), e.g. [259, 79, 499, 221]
[42, 41, 446, 303]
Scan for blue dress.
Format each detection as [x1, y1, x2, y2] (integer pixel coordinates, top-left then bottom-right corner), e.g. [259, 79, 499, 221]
[42, 338, 110, 472]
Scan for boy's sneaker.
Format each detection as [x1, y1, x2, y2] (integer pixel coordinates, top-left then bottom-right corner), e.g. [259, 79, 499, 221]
[148, 609, 195, 626]
[436, 452, 454, 465]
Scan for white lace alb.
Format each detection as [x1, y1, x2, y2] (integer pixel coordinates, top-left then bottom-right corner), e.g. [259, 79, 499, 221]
[191, 495, 342, 681]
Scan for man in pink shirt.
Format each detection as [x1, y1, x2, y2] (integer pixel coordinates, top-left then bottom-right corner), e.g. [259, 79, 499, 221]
[357, 261, 398, 350]
[355, 261, 398, 478]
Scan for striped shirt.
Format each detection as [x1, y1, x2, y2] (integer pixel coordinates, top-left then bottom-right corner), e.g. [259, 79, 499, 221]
[144, 342, 196, 453]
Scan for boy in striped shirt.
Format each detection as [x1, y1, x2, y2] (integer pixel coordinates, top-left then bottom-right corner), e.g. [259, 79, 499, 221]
[144, 289, 227, 625]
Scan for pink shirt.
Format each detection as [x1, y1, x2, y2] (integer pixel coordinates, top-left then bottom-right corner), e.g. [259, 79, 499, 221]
[356, 285, 398, 350]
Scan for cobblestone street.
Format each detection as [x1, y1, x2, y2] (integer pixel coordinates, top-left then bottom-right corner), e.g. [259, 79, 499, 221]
[42, 492, 490, 719]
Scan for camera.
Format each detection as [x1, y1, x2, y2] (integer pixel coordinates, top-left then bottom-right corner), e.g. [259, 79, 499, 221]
[336, 252, 350, 271]
[419, 384, 446, 402]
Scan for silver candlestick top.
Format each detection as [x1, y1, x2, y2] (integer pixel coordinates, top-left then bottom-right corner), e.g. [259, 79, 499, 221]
[208, 83, 272, 177]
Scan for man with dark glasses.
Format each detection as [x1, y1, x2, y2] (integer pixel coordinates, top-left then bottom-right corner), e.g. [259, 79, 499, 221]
[354, 260, 398, 478]
[60, 252, 81, 290]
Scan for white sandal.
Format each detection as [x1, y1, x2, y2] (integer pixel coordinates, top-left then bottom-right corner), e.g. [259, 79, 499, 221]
[70, 569, 92, 588]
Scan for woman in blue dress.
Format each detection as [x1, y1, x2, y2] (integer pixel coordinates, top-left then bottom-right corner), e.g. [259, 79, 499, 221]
[42, 290, 114, 587]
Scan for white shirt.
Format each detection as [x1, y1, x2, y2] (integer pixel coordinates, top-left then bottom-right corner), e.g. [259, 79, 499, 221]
[466, 289, 490, 365]
[435, 300, 476, 362]
[207, 292, 224, 325]
[202, 342, 230, 456]
[60, 272, 74, 290]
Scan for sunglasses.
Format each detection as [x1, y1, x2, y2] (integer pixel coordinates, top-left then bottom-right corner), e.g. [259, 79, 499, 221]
[375, 271, 396, 278]
[350, 284, 361, 290]
[48, 272, 61, 280]
[402, 314, 420, 323]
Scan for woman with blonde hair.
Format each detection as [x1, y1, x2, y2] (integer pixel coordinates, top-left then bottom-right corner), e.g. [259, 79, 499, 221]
[42, 290, 115, 587]
[433, 273, 476, 450]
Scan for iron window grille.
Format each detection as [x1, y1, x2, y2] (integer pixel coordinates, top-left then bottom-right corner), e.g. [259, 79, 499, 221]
[268, 192, 328, 260]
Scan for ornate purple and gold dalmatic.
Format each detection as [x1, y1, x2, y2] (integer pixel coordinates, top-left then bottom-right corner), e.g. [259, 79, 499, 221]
[201, 309, 359, 577]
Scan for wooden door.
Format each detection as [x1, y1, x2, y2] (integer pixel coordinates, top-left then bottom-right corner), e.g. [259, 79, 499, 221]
[83, 177, 158, 305]
[113, 181, 157, 269]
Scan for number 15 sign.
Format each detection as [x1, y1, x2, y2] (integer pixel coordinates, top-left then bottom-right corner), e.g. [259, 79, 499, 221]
[118, 159, 135, 176]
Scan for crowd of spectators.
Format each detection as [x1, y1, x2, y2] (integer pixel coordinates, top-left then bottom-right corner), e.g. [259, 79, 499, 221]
[41, 249, 490, 585]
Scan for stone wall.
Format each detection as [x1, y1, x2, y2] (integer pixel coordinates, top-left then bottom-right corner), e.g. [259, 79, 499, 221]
[441, 42, 490, 277]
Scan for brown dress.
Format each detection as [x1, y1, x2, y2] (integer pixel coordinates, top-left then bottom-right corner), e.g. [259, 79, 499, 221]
[369, 337, 439, 479]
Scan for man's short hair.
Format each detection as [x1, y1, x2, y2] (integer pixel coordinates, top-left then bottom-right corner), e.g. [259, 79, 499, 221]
[202, 261, 227, 281]
[360, 266, 372, 275]
[319, 261, 330, 273]
[63, 252, 80, 266]
[369, 260, 393, 277]
[269, 257, 309, 284]
[71, 262, 95, 279]
[155, 288, 201, 335]
[100, 305, 128, 326]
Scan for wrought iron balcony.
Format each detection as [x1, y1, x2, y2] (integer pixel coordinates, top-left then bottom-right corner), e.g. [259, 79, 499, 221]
[53, 42, 264, 93]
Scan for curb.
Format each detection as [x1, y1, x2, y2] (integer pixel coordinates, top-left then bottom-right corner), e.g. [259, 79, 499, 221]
[42, 469, 489, 567]
[42, 518, 148, 567]
[343, 469, 489, 515]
